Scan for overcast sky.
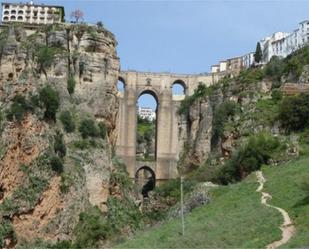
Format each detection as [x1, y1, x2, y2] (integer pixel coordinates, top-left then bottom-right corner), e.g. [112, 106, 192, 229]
[6, 0, 309, 108]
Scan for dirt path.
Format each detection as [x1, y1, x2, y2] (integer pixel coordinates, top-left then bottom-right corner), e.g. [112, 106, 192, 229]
[255, 171, 296, 249]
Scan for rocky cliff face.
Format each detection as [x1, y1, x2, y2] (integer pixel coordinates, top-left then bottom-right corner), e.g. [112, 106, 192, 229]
[0, 23, 120, 247]
[177, 76, 277, 172]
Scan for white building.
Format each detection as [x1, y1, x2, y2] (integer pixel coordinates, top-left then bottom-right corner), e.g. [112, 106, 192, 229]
[260, 20, 309, 63]
[242, 52, 255, 69]
[138, 107, 156, 121]
[1, 2, 65, 25]
[260, 32, 289, 63]
[219, 61, 227, 72]
[211, 65, 220, 73]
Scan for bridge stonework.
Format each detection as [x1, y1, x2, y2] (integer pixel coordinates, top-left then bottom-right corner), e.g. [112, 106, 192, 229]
[116, 71, 220, 181]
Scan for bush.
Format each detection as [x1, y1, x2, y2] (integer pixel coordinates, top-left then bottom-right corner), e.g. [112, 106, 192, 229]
[39, 86, 60, 121]
[178, 83, 215, 115]
[98, 122, 107, 139]
[60, 111, 75, 133]
[50, 156, 63, 174]
[283, 45, 309, 81]
[264, 56, 285, 81]
[212, 101, 240, 146]
[67, 77, 76, 95]
[74, 206, 110, 248]
[96, 21, 104, 28]
[35, 46, 56, 78]
[271, 89, 283, 102]
[216, 133, 283, 184]
[0, 220, 15, 248]
[0, 175, 48, 216]
[72, 139, 98, 150]
[154, 178, 196, 200]
[79, 118, 98, 138]
[107, 197, 143, 233]
[54, 131, 66, 158]
[6, 95, 32, 122]
[278, 93, 309, 132]
[0, 109, 3, 127]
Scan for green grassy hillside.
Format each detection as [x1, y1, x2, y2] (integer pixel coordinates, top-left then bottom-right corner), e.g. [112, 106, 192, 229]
[117, 157, 309, 248]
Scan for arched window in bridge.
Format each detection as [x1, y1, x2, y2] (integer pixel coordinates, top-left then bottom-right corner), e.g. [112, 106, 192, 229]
[136, 91, 158, 162]
[117, 78, 125, 93]
[172, 80, 186, 96]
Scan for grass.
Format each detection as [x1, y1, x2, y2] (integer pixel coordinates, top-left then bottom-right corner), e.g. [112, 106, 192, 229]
[262, 157, 309, 248]
[116, 175, 281, 248]
[116, 157, 309, 249]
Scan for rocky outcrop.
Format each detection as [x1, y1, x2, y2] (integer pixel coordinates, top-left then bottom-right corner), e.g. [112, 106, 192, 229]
[0, 23, 120, 246]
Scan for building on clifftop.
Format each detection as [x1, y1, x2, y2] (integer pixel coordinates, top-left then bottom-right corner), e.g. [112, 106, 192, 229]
[1, 1, 65, 25]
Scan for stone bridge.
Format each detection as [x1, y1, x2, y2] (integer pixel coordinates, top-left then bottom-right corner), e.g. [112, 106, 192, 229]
[115, 70, 221, 182]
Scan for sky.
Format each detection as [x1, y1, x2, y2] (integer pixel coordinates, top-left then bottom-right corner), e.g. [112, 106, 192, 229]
[6, 0, 309, 109]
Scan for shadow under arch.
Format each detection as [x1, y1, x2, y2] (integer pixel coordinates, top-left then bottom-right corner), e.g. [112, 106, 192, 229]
[135, 166, 156, 198]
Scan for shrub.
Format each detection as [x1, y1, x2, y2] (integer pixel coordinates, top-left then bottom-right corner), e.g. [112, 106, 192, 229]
[154, 178, 196, 200]
[0, 175, 48, 215]
[271, 89, 283, 102]
[39, 86, 60, 121]
[54, 131, 66, 158]
[236, 68, 263, 85]
[96, 21, 104, 28]
[67, 77, 76, 95]
[278, 93, 309, 132]
[264, 56, 285, 81]
[216, 133, 283, 184]
[98, 122, 107, 139]
[60, 111, 75, 133]
[6, 95, 31, 122]
[74, 206, 110, 248]
[107, 197, 143, 233]
[283, 45, 309, 81]
[35, 46, 55, 78]
[79, 118, 98, 138]
[212, 101, 240, 146]
[72, 139, 98, 150]
[50, 156, 63, 174]
[178, 83, 214, 115]
[0, 220, 15, 248]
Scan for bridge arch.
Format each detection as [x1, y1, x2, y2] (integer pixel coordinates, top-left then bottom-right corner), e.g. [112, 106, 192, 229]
[117, 76, 126, 94]
[135, 166, 156, 197]
[136, 90, 158, 161]
[172, 79, 187, 95]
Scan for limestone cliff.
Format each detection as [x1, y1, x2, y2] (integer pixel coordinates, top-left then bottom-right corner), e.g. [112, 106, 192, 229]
[0, 23, 120, 247]
[177, 67, 301, 172]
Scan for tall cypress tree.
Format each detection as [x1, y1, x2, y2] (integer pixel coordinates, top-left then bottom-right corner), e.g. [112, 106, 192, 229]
[254, 42, 263, 63]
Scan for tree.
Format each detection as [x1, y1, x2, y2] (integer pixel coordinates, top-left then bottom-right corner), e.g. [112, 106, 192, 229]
[254, 42, 263, 63]
[70, 9, 84, 23]
[39, 86, 60, 121]
[35, 46, 55, 79]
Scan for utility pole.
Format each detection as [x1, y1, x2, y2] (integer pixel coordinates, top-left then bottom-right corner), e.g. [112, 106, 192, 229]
[180, 176, 185, 236]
